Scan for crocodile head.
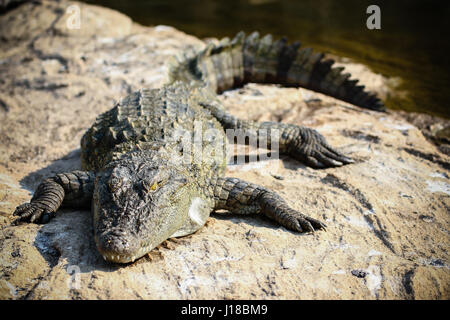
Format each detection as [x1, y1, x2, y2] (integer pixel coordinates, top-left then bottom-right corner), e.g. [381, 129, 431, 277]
[92, 157, 190, 263]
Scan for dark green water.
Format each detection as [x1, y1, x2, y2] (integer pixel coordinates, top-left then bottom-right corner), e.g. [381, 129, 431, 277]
[85, 0, 450, 118]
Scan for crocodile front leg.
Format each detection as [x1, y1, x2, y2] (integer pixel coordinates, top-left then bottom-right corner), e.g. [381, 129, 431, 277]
[13, 170, 95, 224]
[213, 177, 326, 232]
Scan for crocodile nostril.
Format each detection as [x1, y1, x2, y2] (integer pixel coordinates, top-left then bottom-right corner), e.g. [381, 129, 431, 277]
[108, 228, 127, 238]
[96, 229, 136, 256]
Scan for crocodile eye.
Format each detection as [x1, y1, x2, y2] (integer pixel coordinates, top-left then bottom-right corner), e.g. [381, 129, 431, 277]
[142, 180, 159, 193]
[108, 177, 122, 192]
[150, 181, 158, 191]
[142, 177, 168, 193]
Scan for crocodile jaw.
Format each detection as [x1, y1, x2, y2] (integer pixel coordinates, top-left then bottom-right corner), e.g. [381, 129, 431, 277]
[97, 242, 155, 264]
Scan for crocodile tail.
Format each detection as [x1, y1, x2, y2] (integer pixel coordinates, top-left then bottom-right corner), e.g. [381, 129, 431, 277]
[167, 31, 385, 112]
[167, 34, 245, 93]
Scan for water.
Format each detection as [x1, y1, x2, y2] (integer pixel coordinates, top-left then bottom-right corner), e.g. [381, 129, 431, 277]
[85, 0, 450, 119]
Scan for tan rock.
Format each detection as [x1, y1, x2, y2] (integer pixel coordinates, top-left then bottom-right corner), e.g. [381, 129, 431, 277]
[0, 0, 448, 300]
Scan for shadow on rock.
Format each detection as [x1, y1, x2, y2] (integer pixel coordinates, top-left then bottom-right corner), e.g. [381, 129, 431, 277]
[212, 211, 313, 236]
[19, 149, 82, 191]
[32, 208, 119, 274]
[16, 148, 120, 273]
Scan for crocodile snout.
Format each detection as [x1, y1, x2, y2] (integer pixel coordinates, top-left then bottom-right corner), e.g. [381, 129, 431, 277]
[95, 229, 140, 263]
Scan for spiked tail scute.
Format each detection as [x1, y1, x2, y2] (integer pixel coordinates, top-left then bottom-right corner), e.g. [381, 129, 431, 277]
[166, 31, 385, 112]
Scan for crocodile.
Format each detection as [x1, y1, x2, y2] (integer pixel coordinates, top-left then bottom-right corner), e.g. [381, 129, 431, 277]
[13, 31, 384, 264]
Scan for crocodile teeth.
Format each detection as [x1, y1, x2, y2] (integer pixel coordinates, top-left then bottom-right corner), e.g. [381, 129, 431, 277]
[99, 243, 156, 263]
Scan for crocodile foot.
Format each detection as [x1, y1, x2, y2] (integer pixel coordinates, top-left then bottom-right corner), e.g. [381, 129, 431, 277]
[290, 126, 354, 168]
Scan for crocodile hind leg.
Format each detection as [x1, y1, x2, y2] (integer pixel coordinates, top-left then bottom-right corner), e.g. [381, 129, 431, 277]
[213, 177, 326, 232]
[201, 100, 353, 168]
[13, 170, 95, 224]
[257, 121, 354, 168]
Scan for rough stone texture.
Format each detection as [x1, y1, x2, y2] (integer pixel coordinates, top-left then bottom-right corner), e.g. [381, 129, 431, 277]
[392, 110, 450, 156]
[0, 0, 449, 299]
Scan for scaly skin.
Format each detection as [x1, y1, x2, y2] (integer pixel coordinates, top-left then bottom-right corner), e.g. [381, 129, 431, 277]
[13, 32, 383, 264]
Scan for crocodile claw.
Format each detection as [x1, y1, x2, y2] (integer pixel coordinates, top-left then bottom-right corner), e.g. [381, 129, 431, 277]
[291, 127, 354, 169]
[12, 202, 48, 224]
[295, 213, 327, 233]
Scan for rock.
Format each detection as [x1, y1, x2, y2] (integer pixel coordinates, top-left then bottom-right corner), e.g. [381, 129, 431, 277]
[392, 110, 450, 156]
[0, 0, 449, 300]
[351, 270, 368, 278]
[0, 0, 27, 14]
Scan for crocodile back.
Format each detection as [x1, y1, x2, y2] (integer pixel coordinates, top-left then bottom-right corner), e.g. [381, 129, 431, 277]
[81, 83, 227, 179]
